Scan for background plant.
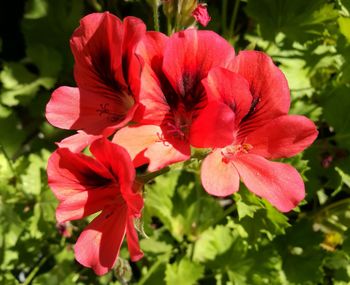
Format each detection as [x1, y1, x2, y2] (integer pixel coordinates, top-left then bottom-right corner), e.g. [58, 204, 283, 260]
[1, 0, 350, 284]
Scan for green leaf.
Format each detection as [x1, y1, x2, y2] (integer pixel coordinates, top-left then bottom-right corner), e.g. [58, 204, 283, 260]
[165, 258, 204, 285]
[322, 86, 350, 149]
[193, 225, 234, 262]
[335, 167, 350, 188]
[246, 0, 338, 43]
[25, 0, 48, 19]
[338, 17, 350, 42]
[0, 114, 26, 157]
[21, 154, 43, 195]
[234, 191, 260, 220]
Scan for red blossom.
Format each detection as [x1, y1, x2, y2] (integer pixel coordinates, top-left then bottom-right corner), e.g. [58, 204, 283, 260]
[46, 12, 146, 152]
[192, 3, 211, 27]
[114, 28, 236, 171]
[47, 138, 143, 275]
[200, 51, 318, 212]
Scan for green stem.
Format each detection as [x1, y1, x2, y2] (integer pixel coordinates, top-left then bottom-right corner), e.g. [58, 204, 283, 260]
[166, 15, 172, 35]
[136, 167, 170, 184]
[23, 255, 49, 285]
[87, 0, 102, 11]
[174, 0, 182, 32]
[152, 0, 160, 32]
[228, 0, 240, 42]
[313, 198, 350, 219]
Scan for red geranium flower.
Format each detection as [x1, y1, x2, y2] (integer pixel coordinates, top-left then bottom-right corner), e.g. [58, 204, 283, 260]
[115, 29, 237, 171]
[46, 12, 146, 152]
[47, 138, 144, 275]
[200, 51, 318, 212]
[192, 3, 211, 27]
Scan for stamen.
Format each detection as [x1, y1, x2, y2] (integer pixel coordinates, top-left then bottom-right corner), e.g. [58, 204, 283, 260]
[221, 143, 253, 162]
[96, 103, 125, 123]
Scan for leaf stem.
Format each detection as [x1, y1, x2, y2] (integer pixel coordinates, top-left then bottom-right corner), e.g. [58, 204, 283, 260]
[0, 145, 15, 175]
[23, 255, 49, 285]
[222, 0, 228, 36]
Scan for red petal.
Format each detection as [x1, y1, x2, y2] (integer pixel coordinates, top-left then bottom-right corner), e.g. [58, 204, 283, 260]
[233, 154, 305, 212]
[201, 149, 240, 197]
[126, 216, 144, 262]
[69, 13, 143, 132]
[122, 17, 147, 97]
[47, 148, 114, 201]
[134, 32, 170, 124]
[232, 51, 291, 139]
[190, 100, 236, 148]
[202, 67, 252, 125]
[89, 138, 143, 215]
[74, 206, 128, 275]
[246, 115, 318, 159]
[162, 29, 235, 98]
[90, 138, 135, 188]
[71, 12, 126, 91]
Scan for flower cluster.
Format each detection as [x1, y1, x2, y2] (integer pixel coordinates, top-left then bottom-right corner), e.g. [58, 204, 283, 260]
[46, 12, 318, 275]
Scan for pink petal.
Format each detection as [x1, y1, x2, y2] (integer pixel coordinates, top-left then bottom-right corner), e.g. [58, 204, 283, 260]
[126, 216, 144, 262]
[162, 29, 235, 98]
[201, 149, 240, 197]
[46, 86, 80, 130]
[202, 67, 252, 125]
[246, 115, 318, 159]
[56, 186, 115, 223]
[233, 154, 305, 212]
[74, 205, 128, 275]
[192, 4, 211, 27]
[190, 101, 236, 148]
[113, 125, 161, 167]
[46, 86, 137, 135]
[47, 148, 114, 201]
[232, 51, 291, 139]
[56, 131, 104, 153]
[114, 125, 190, 171]
[145, 133, 191, 172]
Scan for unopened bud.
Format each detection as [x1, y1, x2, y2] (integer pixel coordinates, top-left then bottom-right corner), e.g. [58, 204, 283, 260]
[192, 3, 211, 27]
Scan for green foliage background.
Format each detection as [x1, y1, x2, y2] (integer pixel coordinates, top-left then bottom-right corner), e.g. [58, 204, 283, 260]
[1, 0, 350, 284]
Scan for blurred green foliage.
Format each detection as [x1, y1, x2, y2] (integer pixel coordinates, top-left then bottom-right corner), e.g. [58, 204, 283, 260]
[1, 0, 350, 284]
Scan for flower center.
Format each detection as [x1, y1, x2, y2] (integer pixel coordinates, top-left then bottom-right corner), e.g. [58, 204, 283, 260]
[221, 143, 253, 163]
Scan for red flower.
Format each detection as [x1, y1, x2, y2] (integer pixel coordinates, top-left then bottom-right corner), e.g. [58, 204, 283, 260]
[200, 51, 318, 212]
[192, 3, 211, 27]
[47, 138, 143, 275]
[46, 12, 146, 152]
[114, 29, 236, 171]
